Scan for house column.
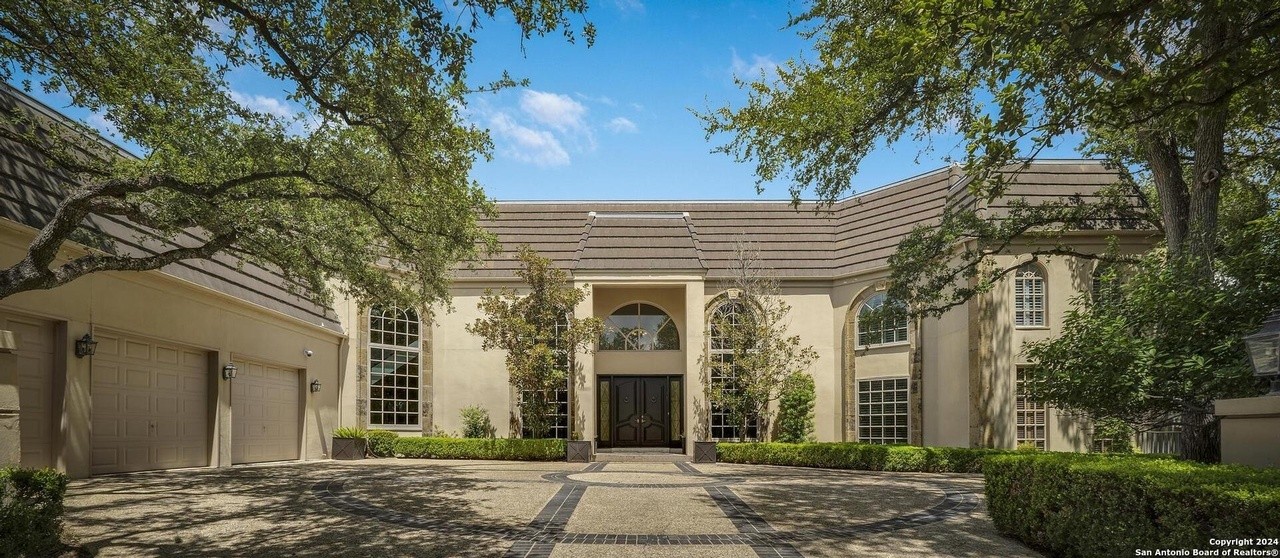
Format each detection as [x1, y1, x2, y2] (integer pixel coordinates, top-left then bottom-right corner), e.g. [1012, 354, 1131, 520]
[54, 321, 91, 478]
[683, 280, 705, 452]
[0, 329, 19, 466]
[575, 281, 596, 443]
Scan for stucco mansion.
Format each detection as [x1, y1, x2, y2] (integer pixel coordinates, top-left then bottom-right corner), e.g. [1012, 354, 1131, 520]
[0, 88, 1154, 478]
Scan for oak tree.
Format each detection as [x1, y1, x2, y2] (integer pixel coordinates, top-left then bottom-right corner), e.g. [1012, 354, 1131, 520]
[0, 0, 593, 308]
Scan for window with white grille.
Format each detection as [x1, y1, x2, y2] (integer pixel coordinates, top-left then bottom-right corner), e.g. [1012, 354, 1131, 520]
[369, 306, 421, 428]
[521, 316, 571, 439]
[857, 377, 909, 444]
[1015, 367, 1047, 450]
[856, 293, 909, 346]
[708, 298, 758, 441]
[1013, 265, 1046, 327]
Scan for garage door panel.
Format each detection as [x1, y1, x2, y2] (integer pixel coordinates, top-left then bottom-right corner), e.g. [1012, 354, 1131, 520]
[231, 362, 300, 464]
[91, 332, 209, 475]
[2, 313, 54, 469]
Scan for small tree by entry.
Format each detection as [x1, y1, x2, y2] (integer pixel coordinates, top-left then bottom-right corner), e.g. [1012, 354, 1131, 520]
[702, 241, 818, 442]
[467, 246, 602, 439]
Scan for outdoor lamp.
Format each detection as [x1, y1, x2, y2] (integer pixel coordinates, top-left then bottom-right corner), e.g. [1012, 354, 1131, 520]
[221, 363, 238, 380]
[310, 379, 322, 393]
[74, 333, 98, 358]
[1244, 314, 1280, 396]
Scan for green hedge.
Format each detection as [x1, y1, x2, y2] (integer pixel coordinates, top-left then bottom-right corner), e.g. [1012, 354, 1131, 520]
[366, 430, 400, 457]
[1, 467, 69, 557]
[717, 442, 1010, 473]
[985, 452, 1280, 557]
[391, 437, 566, 461]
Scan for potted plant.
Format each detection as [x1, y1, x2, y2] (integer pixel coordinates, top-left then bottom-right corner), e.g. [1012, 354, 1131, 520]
[332, 427, 368, 460]
[566, 435, 593, 463]
[693, 439, 717, 464]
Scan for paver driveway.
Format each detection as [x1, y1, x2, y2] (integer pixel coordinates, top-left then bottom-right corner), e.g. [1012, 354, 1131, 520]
[63, 459, 1039, 557]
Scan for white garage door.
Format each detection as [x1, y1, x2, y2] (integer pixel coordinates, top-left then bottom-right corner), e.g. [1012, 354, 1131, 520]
[1, 312, 55, 468]
[231, 361, 300, 464]
[91, 333, 209, 475]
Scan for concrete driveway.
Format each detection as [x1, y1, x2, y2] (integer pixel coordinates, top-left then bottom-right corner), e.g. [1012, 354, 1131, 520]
[63, 459, 1039, 557]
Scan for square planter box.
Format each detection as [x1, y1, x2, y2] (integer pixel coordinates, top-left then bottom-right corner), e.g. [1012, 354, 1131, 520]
[693, 441, 717, 464]
[332, 438, 367, 460]
[566, 440, 593, 463]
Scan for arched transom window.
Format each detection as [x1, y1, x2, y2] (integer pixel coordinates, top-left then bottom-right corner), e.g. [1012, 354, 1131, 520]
[1013, 264, 1046, 327]
[856, 293, 909, 346]
[368, 305, 421, 428]
[599, 303, 679, 350]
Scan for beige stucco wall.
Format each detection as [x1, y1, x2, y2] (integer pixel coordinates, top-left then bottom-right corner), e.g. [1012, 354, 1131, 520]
[593, 286, 686, 376]
[0, 222, 344, 478]
[428, 284, 519, 437]
[1216, 396, 1280, 468]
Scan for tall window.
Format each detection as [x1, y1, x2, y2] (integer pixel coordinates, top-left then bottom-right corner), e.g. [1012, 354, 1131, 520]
[1013, 264, 1046, 327]
[369, 306, 421, 428]
[708, 298, 758, 441]
[522, 316, 571, 439]
[1015, 367, 1047, 450]
[857, 377, 909, 444]
[600, 303, 679, 350]
[856, 293, 909, 346]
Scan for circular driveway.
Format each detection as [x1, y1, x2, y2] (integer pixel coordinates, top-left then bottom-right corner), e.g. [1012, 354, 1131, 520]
[63, 459, 1040, 557]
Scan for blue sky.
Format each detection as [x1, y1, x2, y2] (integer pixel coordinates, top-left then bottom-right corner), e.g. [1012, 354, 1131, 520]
[18, 1, 1086, 201]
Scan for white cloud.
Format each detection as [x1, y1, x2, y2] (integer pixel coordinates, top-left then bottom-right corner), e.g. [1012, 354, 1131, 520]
[229, 90, 296, 119]
[488, 112, 570, 168]
[519, 90, 588, 133]
[606, 117, 638, 134]
[615, 0, 644, 13]
[729, 48, 779, 80]
[575, 92, 617, 106]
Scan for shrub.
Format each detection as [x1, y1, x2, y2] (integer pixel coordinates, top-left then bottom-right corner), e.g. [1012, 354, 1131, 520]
[392, 437, 565, 461]
[332, 426, 368, 439]
[1, 467, 69, 557]
[366, 430, 400, 457]
[774, 372, 816, 443]
[460, 405, 495, 438]
[984, 452, 1280, 557]
[717, 442, 1008, 473]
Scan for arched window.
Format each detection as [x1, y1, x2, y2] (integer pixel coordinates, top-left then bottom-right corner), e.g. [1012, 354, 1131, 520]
[856, 293, 909, 346]
[1013, 264, 1046, 327]
[599, 303, 679, 350]
[1091, 264, 1119, 307]
[368, 305, 421, 428]
[707, 297, 758, 441]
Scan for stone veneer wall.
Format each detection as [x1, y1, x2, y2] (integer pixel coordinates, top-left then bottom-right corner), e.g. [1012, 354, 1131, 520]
[354, 306, 434, 434]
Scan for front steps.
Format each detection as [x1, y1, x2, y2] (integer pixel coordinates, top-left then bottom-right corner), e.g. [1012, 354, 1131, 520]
[591, 450, 690, 463]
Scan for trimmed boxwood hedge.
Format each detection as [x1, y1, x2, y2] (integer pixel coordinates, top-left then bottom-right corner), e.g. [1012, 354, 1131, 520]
[1, 467, 69, 557]
[391, 437, 566, 461]
[366, 429, 400, 457]
[717, 442, 1011, 473]
[985, 452, 1280, 557]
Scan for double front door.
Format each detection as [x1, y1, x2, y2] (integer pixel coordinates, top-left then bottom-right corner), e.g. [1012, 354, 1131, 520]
[599, 375, 682, 449]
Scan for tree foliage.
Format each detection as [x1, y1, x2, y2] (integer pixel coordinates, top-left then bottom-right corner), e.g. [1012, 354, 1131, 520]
[466, 246, 602, 439]
[774, 371, 816, 443]
[1023, 181, 1280, 461]
[701, 241, 818, 442]
[704, 0, 1280, 461]
[0, 0, 593, 307]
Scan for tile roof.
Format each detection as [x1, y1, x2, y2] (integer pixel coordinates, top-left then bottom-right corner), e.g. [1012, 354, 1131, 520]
[465, 161, 1126, 281]
[0, 86, 342, 333]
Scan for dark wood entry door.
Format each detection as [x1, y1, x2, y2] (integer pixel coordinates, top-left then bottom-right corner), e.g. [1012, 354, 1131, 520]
[611, 376, 669, 447]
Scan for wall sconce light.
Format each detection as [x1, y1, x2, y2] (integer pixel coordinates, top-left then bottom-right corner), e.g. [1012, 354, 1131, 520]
[221, 363, 238, 380]
[310, 379, 322, 393]
[74, 333, 98, 358]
